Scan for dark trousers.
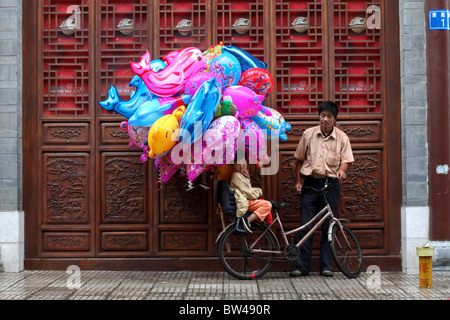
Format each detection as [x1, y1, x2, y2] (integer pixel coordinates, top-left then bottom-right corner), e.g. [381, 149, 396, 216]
[295, 177, 340, 274]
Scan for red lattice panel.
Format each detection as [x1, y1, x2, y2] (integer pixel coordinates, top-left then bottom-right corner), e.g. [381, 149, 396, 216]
[215, 0, 266, 64]
[274, 0, 324, 114]
[42, 0, 90, 116]
[99, 0, 149, 115]
[333, 0, 382, 113]
[158, 0, 208, 57]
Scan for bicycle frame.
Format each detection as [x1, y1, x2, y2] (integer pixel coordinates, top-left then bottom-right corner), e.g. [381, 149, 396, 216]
[249, 202, 345, 255]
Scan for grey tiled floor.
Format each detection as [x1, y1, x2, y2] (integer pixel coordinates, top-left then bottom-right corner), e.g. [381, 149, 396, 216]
[0, 270, 449, 300]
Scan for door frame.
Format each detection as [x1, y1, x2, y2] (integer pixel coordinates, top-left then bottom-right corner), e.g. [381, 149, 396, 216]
[23, 0, 401, 270]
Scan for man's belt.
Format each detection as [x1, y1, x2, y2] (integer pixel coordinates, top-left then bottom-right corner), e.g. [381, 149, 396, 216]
[308, 174, 337, 180]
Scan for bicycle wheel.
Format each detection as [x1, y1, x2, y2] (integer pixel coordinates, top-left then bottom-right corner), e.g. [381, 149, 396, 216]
[218, 222, 277, 280]
[330, 224, 363, 278]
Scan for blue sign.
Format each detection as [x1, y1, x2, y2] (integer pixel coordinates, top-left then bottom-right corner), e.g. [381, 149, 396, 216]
[429, 10, 450, 30]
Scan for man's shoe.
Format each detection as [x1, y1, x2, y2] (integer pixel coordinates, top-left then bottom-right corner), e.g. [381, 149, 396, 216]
[320, 270, 333, 277]
[289, 270, 307, 277]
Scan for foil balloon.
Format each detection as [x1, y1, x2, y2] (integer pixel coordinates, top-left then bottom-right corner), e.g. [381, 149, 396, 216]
[186, 116, 239, 182]
[186, 162, 211, 182]
[179, 77, 221, 144]
[250, 106, 291, 141]
[155, 151, 183, 183]
[202, 115, 240, 166]
[237, 119, 270, 168]
[99, 75, 153, 119]
[184, 72, 220, 97]
[222, 45, 267, 71]
[238, 67, 274, 98]
[128, 94, 191, 127]
[214, 100, 237, 118]
[186, 143, 211, 182]
[119, 121, 150, 150]
[119, 121, 151, 162]
[130, 48, 207, 97]
[222, 85, 265, 118]
[146, 105, 186, 158]
[150, 59, 167, 72]
[202, 42, 223, 70]
[209, 52, 242, 90]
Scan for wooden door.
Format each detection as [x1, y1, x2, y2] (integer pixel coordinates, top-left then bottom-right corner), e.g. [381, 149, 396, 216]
[24, 0, 401, 270]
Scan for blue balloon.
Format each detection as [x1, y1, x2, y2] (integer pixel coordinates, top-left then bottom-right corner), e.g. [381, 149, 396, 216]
[179, 77, 221, 144]
[208, 52, 241, 90]
[98, 75, 153, 119]
[222, 45, 267, 71]
[250, 106, 291, 141]
[128, 94, 192, 127]
[98, 59, 167, 118]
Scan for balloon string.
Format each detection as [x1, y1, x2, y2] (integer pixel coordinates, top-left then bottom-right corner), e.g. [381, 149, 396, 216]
[157, 170, 163, 191]
[199, 172, 210, 190]
[186, 180, 194, 191]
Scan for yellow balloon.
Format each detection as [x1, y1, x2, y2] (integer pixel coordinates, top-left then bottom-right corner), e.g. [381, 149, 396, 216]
[147, 105, 186, 158]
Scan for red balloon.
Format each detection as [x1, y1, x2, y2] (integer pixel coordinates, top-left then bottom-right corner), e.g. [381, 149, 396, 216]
[238, 68, 274, 97]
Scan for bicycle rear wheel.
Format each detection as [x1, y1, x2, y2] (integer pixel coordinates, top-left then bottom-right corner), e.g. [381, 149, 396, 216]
[330, 224, 363, 278]
[218, 222, 276, 280]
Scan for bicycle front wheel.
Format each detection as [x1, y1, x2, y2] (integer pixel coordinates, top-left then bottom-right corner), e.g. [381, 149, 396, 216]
[218, 222, 276, 280]
[330, 224, 363, 278]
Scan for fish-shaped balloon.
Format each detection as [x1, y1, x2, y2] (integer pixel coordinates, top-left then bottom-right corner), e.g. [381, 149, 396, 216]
[128, 94, 191, 127]
[250, 106, 291, 141]
[179, 77, 221, 144]
[98, 75, 153, 119]
[222, 45, 267, 71]
[130, 48, 207, 97]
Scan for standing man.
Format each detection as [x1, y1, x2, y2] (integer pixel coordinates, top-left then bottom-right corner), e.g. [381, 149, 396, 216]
[290, 101, 354, 277]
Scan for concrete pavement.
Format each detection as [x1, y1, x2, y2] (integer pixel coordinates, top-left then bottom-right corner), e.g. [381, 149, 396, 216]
[0, 270, 449, 301]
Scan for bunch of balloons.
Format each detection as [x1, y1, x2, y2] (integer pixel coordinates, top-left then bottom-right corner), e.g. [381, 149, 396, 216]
[99, 43, 291, 185]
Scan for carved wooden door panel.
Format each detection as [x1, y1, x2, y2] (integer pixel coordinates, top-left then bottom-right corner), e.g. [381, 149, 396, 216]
[271, 0, 401, 269]
[25, 0, 400, 269]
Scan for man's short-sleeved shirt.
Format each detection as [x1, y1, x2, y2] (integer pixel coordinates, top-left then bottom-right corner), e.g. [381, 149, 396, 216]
[294, 125, 354, 178]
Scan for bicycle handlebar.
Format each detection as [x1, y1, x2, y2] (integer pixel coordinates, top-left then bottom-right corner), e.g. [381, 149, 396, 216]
[302, 182, 331, 193]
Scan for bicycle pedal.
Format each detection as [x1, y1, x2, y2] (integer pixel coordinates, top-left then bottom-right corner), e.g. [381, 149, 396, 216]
[283, 244, 300, 262]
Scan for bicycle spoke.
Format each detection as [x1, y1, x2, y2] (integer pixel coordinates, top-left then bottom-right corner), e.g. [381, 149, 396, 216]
[218, 222, 276, 280]
[331, 224, 363, 278]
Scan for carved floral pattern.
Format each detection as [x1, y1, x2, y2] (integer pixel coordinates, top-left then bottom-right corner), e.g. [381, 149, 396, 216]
[49, 128, 82, 139]
[46, 156, 88, 223]
[104, 156, 145, 221]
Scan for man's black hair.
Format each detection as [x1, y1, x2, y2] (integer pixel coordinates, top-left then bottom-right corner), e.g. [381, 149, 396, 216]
[318, 101, 339, 118]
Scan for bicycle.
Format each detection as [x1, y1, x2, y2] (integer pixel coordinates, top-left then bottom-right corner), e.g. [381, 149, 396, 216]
[216, 179, 363, 280]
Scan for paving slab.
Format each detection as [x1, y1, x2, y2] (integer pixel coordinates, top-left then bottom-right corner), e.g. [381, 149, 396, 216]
[0, 270, 448, 302]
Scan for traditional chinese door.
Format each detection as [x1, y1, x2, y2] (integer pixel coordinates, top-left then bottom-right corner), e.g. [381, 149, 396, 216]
[24, 0, 401, 270]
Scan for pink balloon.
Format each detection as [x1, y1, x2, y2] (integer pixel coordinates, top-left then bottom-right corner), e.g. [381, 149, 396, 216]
[222, 85, 265, 118]
[237, 119, 270, 168]
[130, 48, 207, 97]
[202, 116, 240, 150]
[120, 120, 149, 150]
[155, 152, 182, 183]
[186, 143, 211, 182]
[120, 121, 151, 162]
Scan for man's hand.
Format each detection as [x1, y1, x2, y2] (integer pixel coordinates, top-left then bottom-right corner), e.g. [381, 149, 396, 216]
[294, 181, 303, 194]
[337, 170, 347, 182]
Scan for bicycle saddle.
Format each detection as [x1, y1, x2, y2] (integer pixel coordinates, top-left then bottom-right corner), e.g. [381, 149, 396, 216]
[268, 200, 290, 209]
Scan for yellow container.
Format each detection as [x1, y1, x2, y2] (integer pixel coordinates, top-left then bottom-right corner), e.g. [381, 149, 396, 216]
[416, 246, 435, 288]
